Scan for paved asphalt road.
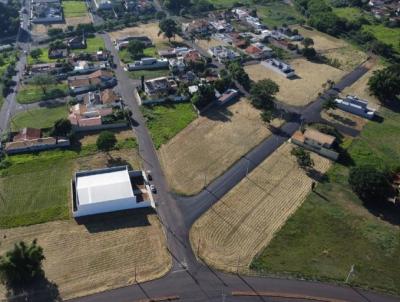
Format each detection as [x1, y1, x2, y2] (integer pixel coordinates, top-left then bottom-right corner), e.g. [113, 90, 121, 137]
[73, 35, 400, 302]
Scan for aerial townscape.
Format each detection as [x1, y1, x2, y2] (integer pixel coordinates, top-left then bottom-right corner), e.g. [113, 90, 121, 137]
[0, 0, 400, 300]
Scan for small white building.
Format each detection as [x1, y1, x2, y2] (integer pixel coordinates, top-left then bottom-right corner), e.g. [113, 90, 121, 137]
[261, 59, 296, 78]
[126, 57, 169, 71]
[334, 95, 376, 119]
[72, 166, 154, 217]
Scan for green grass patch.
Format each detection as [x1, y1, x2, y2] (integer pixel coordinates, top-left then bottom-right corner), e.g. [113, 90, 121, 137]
[84, 36, 105, 53]
[333, 7, 367, 21]
[62, 0, 88, 18]
[128, 68, 170, 80]
[141, 102, 197, 149]
[251, 107, 400, 295]
[11, 104, 68, 131]
[257, 2, 303, 27]
[119, 47, 158, 63]
[362, 24, 400, 53]
[16, 83, 68, 104]
[28, 47, 57, 65]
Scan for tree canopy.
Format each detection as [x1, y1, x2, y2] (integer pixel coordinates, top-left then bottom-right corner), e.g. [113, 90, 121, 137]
[127, 40, 145, 60]
[227, 61, 251, 91]
[0, 240, 45, 289]
[348, 165, 392, 202]
[96, 131, 117, 152]
[31, 74, 56, 94]
[50, 118, 72, 137]
[249, 79, 279, 111]
[30, 49, 43, 61]
[158, 19, 179, 42]
[368, 64, 400, 103]
[291, 146, 314, 169]
[0, 1, 19, 38]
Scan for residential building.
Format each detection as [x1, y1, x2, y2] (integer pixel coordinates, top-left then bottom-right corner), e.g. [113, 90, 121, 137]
[245, 16, 265, 31]
[72, 166, 154, 217]
[126, 57, 169, 71]
[291, 129, 339, 160]
[29, 62, 57, 74]
[144, 77, 177, 96]
[334, 95, 376, 119]
[124, 0, 153, 12]
[94, 0, 112, 10]
[182, 19, 210, 35]
[210, 20, 233, 33]
[31, 0, 63, 23]
[82, 88, 122, 108]
[158, 47, 190, 58]
[245, 43, 273, 59]
[68, 35, 86, 49]
[217, 89, 239, 105]
[208, 46, 240, 63]
[68, 70, 117, 94]
[182, 50, 203, 64]
[232, 8, 249, 20]
[48, 48, 68, 59]
[261, 59, 296, 78]
[169, 57, 186, 73]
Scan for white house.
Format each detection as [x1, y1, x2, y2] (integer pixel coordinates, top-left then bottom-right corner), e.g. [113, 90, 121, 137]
[208, 46, 240, 63]
[94, 0, 113, 10]
[334, 95, 376, 119]
[72, 166, 154, 217]
[169, 57, 186, 73]
[261, 59, 296, 78]
[126, 57, 169, 71]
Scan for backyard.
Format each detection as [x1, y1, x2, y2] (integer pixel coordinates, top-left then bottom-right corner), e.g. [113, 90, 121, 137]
[141, 102, 197, 149]
[251, 107, 400, 295]
[119, 47, 157, 63]
[245, 59, 345, 107]
[83, 36, 105, 53]
[16, 83, 68, 104]
[190, 142, 331, 271]
[159, 99, 281, 195]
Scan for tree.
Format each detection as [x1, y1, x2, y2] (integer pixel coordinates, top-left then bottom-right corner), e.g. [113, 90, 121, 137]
[227, 61, 251, 91]
[301, 37, 314, 48]
[191, 84, 215, 109]
[368, 64, 400, 103]
[96, 131, 117, 152]
[158, 18, 179, 42]
[30, 48, 43, 61]
[291, 146, 314, 169]
[127, 40, 145, 60]
[51, 118, 72, 137]
[0, 2, 19, 38]
[0, 240, 45, 289]
[322, 97, 337, 110]
[301, 47, 317, 59]
[249, 79, 279, 111]
[349, 165, 392, 202]
[31, 74, 56, 94]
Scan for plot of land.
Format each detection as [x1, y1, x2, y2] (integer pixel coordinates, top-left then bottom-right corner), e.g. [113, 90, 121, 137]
[293, 26, 347, 51]
[28, 47, 57, 64]
[257, 2, 303, 27]
[190, 142, 331, 271]
[16, 83, 68, 104]
[0, 211, 171, 300]
[62, 0, 88, 18]
[363, 24, 400, 53]
[322, 109, 368, 131]
[109, 23, 183, 48]
[196, 38, 226, 52]
[159, 99, 281, 195]
[252, 108, 400, 295]
[245, 59, 345, 107]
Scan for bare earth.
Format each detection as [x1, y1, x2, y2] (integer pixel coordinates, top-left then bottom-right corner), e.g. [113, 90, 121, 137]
[159, 99, 281, 195]
[245, 59, 345, 107]
[190, 142, 331, 272]
[65, 15, 92, 26]
[0, 212, 171, 300]
[195, 38, 226, 52]
[109, 23, 183, 48]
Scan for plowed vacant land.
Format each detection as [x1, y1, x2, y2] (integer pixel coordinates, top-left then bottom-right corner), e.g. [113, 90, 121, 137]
[159, 99, 280, 195]
[190, 142, 331, 271]
[0, 212, 171, 300]
[245, 59, 345, 107]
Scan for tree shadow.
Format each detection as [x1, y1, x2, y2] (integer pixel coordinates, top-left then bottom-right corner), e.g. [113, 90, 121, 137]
[363, 200, 400, 226]
[201, 106, 233, 122]
[5, 277, 61, 302]
[76, 208, 155, 233]
[327, 112, 357, 127]
[107, 156, 132, 169]
[306, 168, 329, 183]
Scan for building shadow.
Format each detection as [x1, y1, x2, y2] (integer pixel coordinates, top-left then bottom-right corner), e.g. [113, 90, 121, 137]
[363, 200, 400, 226]
[76, 207, 155, 233]
[327, 112, 357, 127]
[107, 157, 132, 169]
[5, 277, 61, 302]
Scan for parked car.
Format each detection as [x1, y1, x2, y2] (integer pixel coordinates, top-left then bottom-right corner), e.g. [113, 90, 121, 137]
[147, 170, 152, 181]
[150, 184, 156, 193]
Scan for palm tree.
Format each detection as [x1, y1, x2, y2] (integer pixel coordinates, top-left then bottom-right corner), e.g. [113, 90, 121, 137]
[0, 240, 45, 290]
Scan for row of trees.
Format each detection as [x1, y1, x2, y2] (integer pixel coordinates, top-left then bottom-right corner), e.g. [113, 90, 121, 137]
[368, 64, 400, 103]
[162, 0, 214, 15]
[0, 0, 20, 38]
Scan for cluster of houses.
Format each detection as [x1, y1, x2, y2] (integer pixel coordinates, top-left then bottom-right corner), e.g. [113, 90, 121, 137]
[368, 0, 400, 22]
[31, 0, 63, 24]
[94, 0, 154, 13]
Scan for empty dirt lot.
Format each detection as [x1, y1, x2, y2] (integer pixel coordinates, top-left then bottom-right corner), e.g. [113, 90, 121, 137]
[109, 23, 183, 48]
[196, 38, 227, 52]
[159, 99, 281, 195]
[190, 142, 331, 272]
[0, 211, 171, 300]
[245, 59, 345, 107]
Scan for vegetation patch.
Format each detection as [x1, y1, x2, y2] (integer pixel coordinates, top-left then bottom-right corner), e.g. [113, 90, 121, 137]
[16, 83, 68, 104]
[362, 24, 400, 54]
[251, 107, 400, 295]
[28, 48, 56, 65]
[257, 2, 303, 27]
[141, 102, 196, 149]
[128, 68, 170, 80]
[62, 0, 88, 18]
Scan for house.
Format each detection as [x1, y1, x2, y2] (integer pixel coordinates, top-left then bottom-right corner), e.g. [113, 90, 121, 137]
[182, 50, 203, 64]
[94, 0, 113, 10]
[232, 8, 249, 20]
[68, 35, 86, 49]
[72, 60, 108, 74]
[114, 36, 153, 50]
[217, 89, 239, 105]
[144, 77, 177, 96]
[68, 70, 117, 94]
[245, 43, 273, 59]
[31, 0, 63, 23]
[210, 20, 233, 33]
[208, 46, 240, 63]
[291, 129, 339, 160]
[169, 57, 186, 73]
[229, 32, 248, 49]
[334, 95, 376, 119]
[182, 19, 210, 36]
[82, 88, 122, 108]
[72, 166, 154, 217]
[48, 48, 68, 59]
[261, 59, 296, 78]
[158, 47, 190, 58]
[5, 127, 69, 154]
[29, 62, 57, 74]
[126, 57, 169, 71]
[245, 16, 265, 31]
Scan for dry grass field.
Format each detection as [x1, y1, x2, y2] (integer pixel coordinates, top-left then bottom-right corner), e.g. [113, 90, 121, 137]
[322, 109, 368, 131]
[159, 99, 281, 195]
[78, 129, 134, 146]
[109, 23, 183, 48]
[190, 142, 331, 271]
[292, 26, 347, 51]
[0, 212, 171, 300]
[245, 59, 345, 107]
[65, 15, 92, 26]
[195, 38, 226, 52]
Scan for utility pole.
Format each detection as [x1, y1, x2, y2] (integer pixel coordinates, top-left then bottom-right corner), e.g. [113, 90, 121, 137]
[345, 264, 355, 283]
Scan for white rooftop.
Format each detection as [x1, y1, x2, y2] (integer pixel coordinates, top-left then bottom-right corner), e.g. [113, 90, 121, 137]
[76, 169, 134, 205]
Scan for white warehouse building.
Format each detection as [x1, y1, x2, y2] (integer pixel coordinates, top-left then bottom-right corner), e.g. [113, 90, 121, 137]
[72, 166, 154, 217]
